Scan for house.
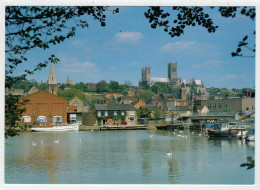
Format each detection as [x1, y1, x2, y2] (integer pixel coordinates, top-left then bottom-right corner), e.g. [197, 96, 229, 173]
[8, 89, 24, 96]
[117, 96, 139, 104]
[131, 100, 146, 109]
[94, 103, 137, 126]
[18, 90, 67, 127]
[27, 86, 39, 95]
[68, 97, 89, 123]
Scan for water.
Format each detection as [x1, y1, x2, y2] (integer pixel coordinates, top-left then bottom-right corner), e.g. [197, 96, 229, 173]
[5, 130, 255, 184]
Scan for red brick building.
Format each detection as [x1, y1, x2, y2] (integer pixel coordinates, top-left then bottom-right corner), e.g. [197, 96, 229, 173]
[19, 91, 67, 127]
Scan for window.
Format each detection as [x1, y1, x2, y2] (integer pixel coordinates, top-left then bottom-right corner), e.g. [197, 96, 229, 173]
[219, 104, 222, 108]
[129, 111, 134, 116]
[213, 103, 216, 109]
[37, 116, 47, 123]
[114, 111, 117, 116]
[53, 116, 62, 123]
[70, 114, 76, 121]
[105, 111, 108, 116]
[21, 116, 31, 123]
[224, 103, 228, 108]
[97, 111, 101, 117]
[208, 104, 211, 109]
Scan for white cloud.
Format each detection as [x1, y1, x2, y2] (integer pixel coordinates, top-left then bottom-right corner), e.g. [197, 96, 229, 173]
[57, 55, 98, 73]
[114, 32, 143, 42]
[161, 40, 196, 51]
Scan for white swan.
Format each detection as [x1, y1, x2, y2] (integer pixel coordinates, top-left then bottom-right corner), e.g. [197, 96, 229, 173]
[32, 141, 36, 146]
[79, 138, 82, 143]
[150, 135, 153, 138]
[165, 150, 173, 156]
[54, 139, 59, 143]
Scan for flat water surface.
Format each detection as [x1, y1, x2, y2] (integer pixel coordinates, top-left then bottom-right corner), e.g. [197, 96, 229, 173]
[5, 130, 255, 184]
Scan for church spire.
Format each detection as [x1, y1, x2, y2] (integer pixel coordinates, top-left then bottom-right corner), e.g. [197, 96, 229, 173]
[47, 62, 57, 85]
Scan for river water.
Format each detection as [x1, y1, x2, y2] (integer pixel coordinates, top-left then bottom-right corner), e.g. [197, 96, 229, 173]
[5, 129, 255, 184]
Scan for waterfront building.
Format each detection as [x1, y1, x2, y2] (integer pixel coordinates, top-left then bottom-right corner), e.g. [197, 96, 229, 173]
[47, 62, 58, 96]
[19, 90, 68, 127]
[68, 96, 89, 124]
[94, 103, 137, 126]
[195, 97, 255, 113]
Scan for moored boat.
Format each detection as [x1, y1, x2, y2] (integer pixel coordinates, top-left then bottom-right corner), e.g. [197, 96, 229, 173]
[245, 127, 255, 141]
[208, 123, 248, 137]
[31, 123, 79, 132]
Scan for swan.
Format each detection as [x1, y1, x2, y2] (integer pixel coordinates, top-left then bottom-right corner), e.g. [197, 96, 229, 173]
[173, 132, 175, 135]
[165, 150, 173, 156]
[54, 139, 59, 143]
[91, 130, 94, 131]
[79, 138, 82, 143]
[179, 131, 183, 133]
[32, 141, 36, 146]
[150, 135, 153, 138]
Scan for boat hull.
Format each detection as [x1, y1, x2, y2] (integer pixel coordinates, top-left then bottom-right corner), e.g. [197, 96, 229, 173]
[208, 129, 243, 137]
[31, 124, 79, 132]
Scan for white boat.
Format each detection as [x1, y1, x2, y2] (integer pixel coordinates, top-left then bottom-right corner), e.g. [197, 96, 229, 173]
[31, 123, 79, 132]
[245, 127, 255, 141]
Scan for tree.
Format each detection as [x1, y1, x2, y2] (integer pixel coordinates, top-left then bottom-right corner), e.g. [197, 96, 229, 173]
[96, 80, 109, 93]
[138, 91, 155, 103]
[108, 80, 120, 92]
[74, 82, 88, 92]
[153, 108, 161, 120]
[5, 6, 118, 138]
[58, 88, 86, 102]
[38, 82, 48, 91]
[5, 95, 29, 138]
[151, 82, 174, 94]
[137, 107, 152, 119]
[144, 6, 255, 57]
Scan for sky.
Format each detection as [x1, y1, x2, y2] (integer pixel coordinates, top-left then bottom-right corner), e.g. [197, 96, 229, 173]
[10, 6, 255, 89]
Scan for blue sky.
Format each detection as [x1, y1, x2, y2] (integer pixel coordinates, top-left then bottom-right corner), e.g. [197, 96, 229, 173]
[12, 7, 255, 89]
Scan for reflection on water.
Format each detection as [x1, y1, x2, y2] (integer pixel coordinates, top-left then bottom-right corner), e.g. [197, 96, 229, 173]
[5, 130, 254, 184]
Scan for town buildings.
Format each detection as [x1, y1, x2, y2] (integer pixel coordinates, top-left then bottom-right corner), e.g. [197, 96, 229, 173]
[19, 90, 68, 127]
[94, 103, 137, 126]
